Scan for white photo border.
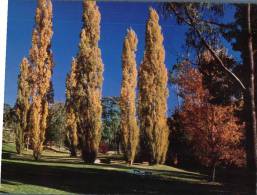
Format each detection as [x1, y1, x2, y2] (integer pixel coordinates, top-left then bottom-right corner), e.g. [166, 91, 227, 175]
[0, 0, 9, 183]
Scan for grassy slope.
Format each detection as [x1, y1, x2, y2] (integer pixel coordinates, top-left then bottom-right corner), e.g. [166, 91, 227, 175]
[1, 143, 251, 194]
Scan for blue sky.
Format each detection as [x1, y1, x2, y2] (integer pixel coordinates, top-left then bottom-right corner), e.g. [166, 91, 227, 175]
[4, 1, 236, 115]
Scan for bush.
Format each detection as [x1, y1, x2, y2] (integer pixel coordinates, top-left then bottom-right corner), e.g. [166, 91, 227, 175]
[99, 142, 109, 154]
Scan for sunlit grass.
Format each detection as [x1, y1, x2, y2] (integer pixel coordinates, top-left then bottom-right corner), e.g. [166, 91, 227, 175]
[1, 181, 69, 194]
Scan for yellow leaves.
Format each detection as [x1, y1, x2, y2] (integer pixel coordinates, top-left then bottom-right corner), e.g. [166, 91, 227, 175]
[200, 50, 215, 64]
[82, 1, 101, 45]
[120, 28, 139, 164]
[138, 8, 169, 164]
[73, 0, 103, 162]
[28, 0, 54, 160]
[15, 57, 31, 154]
[146, 8, 164, 52]
[65, 61, 78, 153]
[127, 28, 138, 52]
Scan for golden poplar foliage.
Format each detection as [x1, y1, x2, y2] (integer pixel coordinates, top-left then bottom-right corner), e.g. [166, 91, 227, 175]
[138, 8, 169, 164]
[66, 58, 78, 157]
[15, 58, 30, 154]
[75, 1, 104, 163]
[28, 0, 54, 160]
[120, 29, 139, 165]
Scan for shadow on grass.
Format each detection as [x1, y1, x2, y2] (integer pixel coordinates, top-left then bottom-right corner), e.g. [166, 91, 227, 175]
[1, 159, 251, 195]
[2, 153, 207, 182]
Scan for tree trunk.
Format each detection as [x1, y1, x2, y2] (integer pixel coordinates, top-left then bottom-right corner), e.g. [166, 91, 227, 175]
[16, 126, 23, 155]
[116, 140, 120, 155]
[26, 136, 30, 151]
[247, 3, 257, 192]
[211, 164, 216, 182]
[82, 148, 97, 164]
[70, 145, 77, 157]
[33, 150, 41, 161]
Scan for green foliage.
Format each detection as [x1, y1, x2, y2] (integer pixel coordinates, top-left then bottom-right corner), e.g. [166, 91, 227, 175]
[163, 3, 225, 55]
[47, 80, 55, 104]
[167, 109, 193, 166]
[3, 104, 17, 143]
[198, 49, 241, 105]
[3, 104, 17, 129]
[217, 4, 257, 170]
[45, 103, 66, 147]
[102, 97, 121, 150]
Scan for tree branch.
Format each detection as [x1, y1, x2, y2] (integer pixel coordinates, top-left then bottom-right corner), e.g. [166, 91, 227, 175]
[183, 6, 246, 90]
[200, 19, 233, 29]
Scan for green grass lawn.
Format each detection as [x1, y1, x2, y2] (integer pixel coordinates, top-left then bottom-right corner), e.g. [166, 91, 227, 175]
[1, 142, 252, 194]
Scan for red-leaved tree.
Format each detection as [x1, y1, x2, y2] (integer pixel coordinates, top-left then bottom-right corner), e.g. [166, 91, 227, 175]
[176, 61, 246, 181]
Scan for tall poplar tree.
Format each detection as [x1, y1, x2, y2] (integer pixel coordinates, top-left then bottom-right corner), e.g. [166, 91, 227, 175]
[120, 29, 139, 165]
[75, 1, 104, 163]
[29, 0, 54, 160]
[66, 58, 78, 157]
[138, 8, 169, 164]
[15, 57, 30, 154]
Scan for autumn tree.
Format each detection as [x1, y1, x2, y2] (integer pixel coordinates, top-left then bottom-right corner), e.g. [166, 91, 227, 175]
[138, 8, 169, 164]
[28, 0, 54, 160]
[120, 29, 139, 165]
[65, 58, 78, 157]
[15, 57, 30, 154]
[176, 62, 246, 181]
[75, 1, 104, 163]
[163, 4, 256, 187]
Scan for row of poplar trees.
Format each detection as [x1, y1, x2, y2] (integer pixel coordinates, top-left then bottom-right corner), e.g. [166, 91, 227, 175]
[16, 0, 169, 164]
